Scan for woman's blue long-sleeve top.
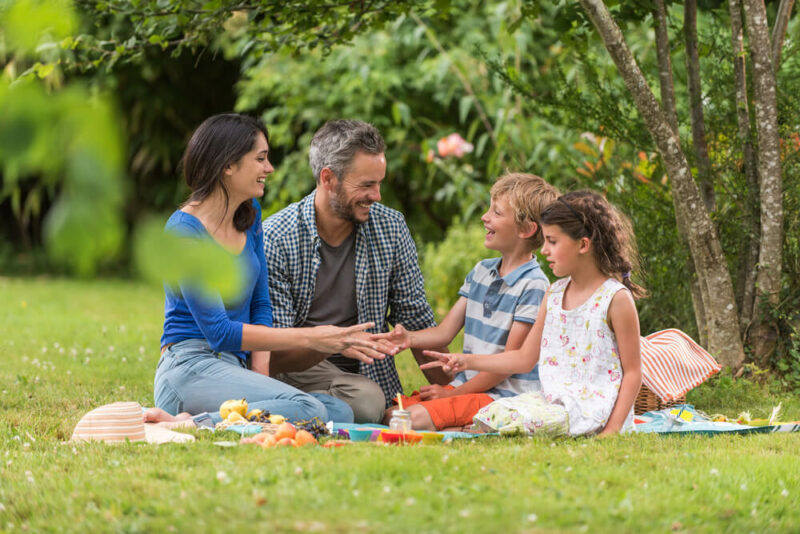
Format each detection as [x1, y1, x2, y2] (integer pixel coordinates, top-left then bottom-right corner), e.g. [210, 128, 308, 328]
[160, 199, 272, 360]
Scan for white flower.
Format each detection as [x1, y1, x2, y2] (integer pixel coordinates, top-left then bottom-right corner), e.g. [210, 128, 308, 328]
[458, 509, 471, 518]
[424, 475, 432, 483]
[216, 471, 230, 484]
[526, 513, 538, 522]
[710, 468, 719, 476]
[294, 466, 303, 475]
[405, 497, 416, 506]
[781, 489, 789, 497]
[740, 483, 747, 491]
[442, 454, 449, 463]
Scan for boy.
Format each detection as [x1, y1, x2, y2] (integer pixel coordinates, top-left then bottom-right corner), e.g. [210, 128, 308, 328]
[384, 173, 558, 430]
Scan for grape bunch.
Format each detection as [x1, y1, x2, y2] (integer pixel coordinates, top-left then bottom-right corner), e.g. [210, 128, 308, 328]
[247, 410, 272, 423]
[293, 417, 330, 439]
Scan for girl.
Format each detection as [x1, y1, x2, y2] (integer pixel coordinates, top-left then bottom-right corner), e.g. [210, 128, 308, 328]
[422, 191, 644, 437]
[151, 114, 390, 427]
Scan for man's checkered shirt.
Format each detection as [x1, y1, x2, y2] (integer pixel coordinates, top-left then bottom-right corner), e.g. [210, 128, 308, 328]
[262, 191, 436, 406]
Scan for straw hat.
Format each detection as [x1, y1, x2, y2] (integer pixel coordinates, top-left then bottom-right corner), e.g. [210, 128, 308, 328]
[71, 401, 194, 444]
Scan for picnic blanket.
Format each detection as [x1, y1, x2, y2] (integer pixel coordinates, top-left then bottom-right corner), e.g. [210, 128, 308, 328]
[641, 329, 722, 401]
[634, 405, 800, 435]
[331, 422, 487, 440]
[221, 422, 486, 440]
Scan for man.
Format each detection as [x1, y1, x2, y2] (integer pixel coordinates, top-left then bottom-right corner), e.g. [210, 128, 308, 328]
[263, 119, 448, 423]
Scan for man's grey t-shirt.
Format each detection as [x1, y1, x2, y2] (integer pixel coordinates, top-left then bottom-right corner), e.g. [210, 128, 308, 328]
[301, 230, 359, 373]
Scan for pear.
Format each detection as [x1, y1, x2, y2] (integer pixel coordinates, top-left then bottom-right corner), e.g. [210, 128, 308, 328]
[225, 411, 247, 423]
[220, 398, 248, 419]
[268, 414, 286, 425]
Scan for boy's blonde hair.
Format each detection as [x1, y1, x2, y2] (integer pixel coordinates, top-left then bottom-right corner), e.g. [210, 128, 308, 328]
[490, 173, 559, 250]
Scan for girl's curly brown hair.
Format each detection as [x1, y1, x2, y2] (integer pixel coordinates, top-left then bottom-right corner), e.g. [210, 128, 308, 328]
[541, 190, 647, 299]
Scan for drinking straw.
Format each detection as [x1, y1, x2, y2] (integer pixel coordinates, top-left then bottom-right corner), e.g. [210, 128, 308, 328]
[397, 393, 404, 411]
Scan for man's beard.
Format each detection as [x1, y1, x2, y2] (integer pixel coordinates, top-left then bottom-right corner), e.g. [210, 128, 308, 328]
[329, 183, 368, 224]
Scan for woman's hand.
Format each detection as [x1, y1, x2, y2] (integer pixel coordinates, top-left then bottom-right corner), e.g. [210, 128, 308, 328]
[419, 350, 468, 374]
[307, 322, 377, 354]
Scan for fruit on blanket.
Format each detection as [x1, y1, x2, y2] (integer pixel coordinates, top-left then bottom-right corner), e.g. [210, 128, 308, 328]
[220, 398, 248, 419]
[294, 430, 317, 446]
[225, 411, 247, 423]
[274, 422, 296, 441]
[246, 409, 264, 420]
[268, 414, 286, 425]
[276, 437, 295, 447]
[260, 436, 277, 449]
[252, 432, 271, 444]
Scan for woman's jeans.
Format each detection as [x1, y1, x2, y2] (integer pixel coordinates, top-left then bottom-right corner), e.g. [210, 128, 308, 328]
[154, 339, 354, 424]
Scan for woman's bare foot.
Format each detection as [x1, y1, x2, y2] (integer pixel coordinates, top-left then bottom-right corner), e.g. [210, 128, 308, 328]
[143, 407, 195, 428]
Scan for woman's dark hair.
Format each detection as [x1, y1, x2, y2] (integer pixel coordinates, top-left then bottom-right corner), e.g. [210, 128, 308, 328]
[181, 113, 269, 232]
[541, 190, 647, 299]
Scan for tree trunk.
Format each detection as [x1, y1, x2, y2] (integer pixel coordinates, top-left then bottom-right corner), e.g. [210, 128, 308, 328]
[684, 0, 716, 212]
[728, 0, 760, 334]
[653, 0, 679, 133]
[772, 0, 795, 67]
[743, 0, 784, 364]
[652, 0, 709, 346]
[579, 0, 746, 369]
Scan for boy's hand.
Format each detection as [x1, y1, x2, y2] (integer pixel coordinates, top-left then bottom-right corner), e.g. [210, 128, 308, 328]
[419, 384, 452, 400]
[372, 324, 411, 351]
[420, 350, 467, 374]
[340, 332, 399, 364]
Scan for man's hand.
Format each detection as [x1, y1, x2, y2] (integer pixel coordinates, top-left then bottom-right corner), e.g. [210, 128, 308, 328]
[419, 384, 452, 401]
[340, 331, 400, 364]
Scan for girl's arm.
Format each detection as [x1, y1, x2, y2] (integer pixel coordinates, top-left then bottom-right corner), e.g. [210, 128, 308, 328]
[598, 290, 642, 436]
[421, 296, 548, 375]
[434, 321, 532, 398]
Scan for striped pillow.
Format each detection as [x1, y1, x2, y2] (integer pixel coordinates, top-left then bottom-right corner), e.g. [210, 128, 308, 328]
[640, 329, 722, 401]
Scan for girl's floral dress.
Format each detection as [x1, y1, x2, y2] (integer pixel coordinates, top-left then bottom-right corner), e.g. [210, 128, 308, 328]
[474, 277, 634, 436]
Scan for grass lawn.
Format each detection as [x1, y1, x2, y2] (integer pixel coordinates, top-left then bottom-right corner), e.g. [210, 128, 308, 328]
[2, 276, 799, 533]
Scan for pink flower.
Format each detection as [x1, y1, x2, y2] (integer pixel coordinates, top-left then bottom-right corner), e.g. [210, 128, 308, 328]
[437, 133, 474, 158]
[425, 149, 435, 163]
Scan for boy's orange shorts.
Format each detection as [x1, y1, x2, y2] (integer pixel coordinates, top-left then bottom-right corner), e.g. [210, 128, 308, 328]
[396, 386, 494, 429]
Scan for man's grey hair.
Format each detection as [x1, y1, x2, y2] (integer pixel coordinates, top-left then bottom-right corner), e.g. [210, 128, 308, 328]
[309, 119, 386, 183]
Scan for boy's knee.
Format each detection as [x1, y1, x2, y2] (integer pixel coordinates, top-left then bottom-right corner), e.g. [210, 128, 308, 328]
[408, 404, 435, 431]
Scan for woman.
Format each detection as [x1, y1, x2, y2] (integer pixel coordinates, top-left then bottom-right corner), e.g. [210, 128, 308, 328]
[151, 114, 385, 426]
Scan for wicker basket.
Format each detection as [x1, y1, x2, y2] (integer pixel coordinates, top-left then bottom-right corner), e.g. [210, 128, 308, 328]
[634, 384, 686, 415]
